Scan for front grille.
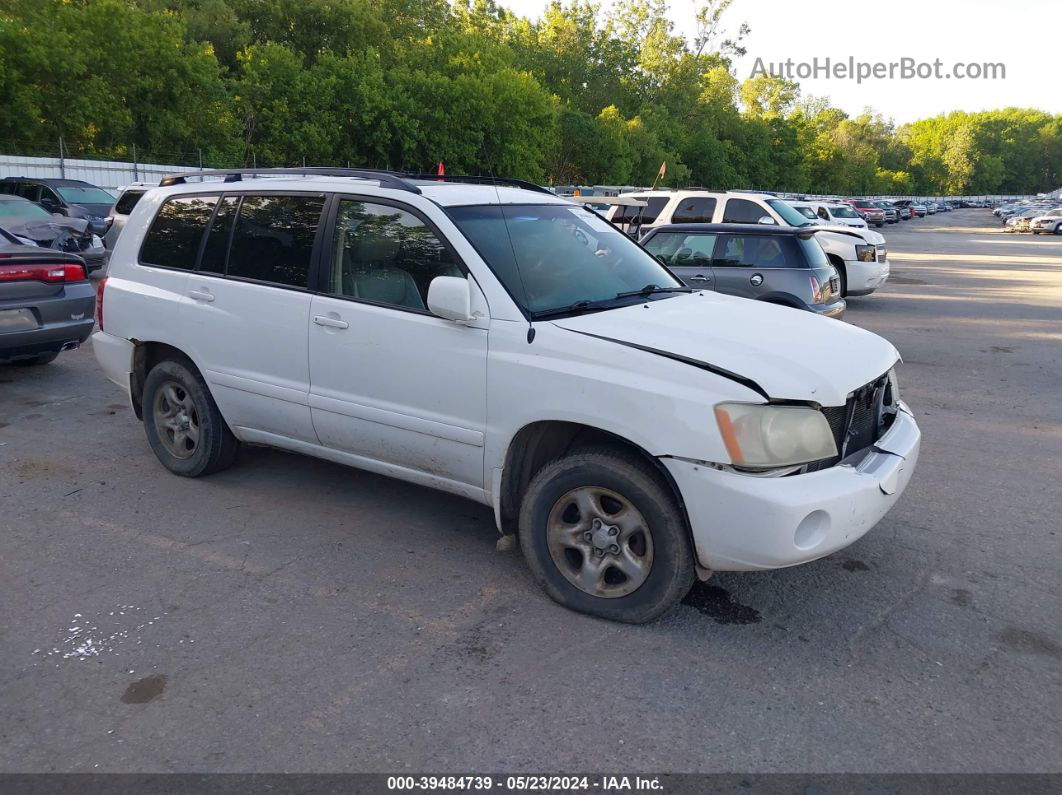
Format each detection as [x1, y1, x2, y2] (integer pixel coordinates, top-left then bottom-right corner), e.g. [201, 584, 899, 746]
[805, 373, 893, 472]
[876, 245, 887, 262]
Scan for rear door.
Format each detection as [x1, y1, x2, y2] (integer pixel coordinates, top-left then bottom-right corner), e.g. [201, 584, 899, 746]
[179, 192, 326, 443]
[709, 234, 799, 301]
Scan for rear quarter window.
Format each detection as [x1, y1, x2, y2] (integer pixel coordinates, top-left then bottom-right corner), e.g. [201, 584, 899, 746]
[139, 195, 219, 270]
[671, 197, 717, 224]
[114, 190, 146, 215]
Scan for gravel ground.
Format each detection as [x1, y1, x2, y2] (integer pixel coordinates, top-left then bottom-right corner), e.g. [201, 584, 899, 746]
[1, 209, 1060, 773]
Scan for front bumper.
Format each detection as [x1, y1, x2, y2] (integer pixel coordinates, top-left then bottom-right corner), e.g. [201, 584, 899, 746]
[663, 404, 920, 571]
[845, 257, 890, 296]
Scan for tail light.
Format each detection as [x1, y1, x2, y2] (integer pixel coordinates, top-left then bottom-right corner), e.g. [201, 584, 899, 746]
[96, 276, 108, 330]
[809, 274, 823, 301]
[0, 262, 86, 283]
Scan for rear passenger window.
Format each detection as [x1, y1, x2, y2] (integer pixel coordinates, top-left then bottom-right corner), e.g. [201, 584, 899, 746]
[714, 235, 791, 268]
[225, 195, 324, 288]
[671, 197, 717, 224]
[199, 196, 239, 274]
[140, 195, 218, 270]
[721, 198, 767, 224]
[114, 190, 145, 215]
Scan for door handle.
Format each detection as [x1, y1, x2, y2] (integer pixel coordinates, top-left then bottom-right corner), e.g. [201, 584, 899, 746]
[313, 315, 349, 329]
[188, 289, 214, 302]
[689, 274, 710, 281]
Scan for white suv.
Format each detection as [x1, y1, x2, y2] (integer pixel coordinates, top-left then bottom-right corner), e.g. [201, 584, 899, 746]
[605, 190, 890, 297]
[92, 169, 920, 623]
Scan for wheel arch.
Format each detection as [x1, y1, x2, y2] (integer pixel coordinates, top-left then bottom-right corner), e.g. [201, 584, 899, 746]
[129, 340, 201, 420]
[497, 420, 691, 544]
[825, 253, 848, 295]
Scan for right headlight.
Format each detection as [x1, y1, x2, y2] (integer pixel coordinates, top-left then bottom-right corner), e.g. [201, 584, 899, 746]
[855, 243, 877, 262]
[714, 403, 838, 469]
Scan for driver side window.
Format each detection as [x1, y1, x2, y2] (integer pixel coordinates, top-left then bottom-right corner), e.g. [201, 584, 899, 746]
[817, 207, 830, 220]
[329, 200, 462, 312]
[644, 232, 717, 267]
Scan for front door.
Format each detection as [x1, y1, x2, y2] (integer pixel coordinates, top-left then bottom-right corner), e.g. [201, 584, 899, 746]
[307, 197, 488, 492]
[641, 230, 717, 290]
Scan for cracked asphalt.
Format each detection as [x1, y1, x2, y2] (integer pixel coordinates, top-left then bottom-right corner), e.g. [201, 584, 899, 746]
[1, 210, 1060, 773]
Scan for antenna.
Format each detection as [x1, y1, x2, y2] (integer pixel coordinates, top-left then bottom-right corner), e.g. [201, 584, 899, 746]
[487, 165, 536, 344]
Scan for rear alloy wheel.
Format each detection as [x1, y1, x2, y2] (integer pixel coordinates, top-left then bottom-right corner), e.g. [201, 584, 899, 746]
[518, 448, 695, 623]
[143, 359, 239, 477]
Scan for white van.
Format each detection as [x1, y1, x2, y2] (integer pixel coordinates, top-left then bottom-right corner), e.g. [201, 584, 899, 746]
[92, 169, 919, 623]
[604, 190, 890, 297]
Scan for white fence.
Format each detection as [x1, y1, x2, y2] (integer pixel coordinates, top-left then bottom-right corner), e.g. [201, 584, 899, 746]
[0, 154, 196, 191]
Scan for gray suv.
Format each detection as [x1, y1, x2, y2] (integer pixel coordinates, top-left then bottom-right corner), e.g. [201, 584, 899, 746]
[641, 223, 845, 319]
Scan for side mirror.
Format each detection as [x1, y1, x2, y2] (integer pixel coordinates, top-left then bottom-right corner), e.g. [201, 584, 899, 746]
[427, 275, 472, 322]
[757, 215, 777, 225]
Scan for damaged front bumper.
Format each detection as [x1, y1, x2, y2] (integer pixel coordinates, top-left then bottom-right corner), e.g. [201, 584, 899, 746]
[663, 403, 920, 571]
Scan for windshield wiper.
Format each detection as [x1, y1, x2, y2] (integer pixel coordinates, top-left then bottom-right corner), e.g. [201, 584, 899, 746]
[614, 283, 693, 299]
[530, 298, 628, 320]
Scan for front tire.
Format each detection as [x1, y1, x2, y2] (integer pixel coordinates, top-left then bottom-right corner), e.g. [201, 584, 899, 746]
[142, 359, 239, 477]
[518, 448, 695, 623]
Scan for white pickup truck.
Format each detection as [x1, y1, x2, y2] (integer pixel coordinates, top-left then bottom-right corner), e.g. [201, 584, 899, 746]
[603, 190, 890, 297]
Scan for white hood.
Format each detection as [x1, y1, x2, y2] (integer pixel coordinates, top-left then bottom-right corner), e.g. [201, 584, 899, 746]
[552, 292, 898, 406]
[815, 225, 885, 245]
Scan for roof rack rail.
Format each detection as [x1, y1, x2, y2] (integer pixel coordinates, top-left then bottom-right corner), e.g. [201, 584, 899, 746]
[398, 173, 555, 195]
[158, 167, 422, 193]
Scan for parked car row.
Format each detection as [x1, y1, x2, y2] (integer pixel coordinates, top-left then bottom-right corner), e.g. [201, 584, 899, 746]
[593, 189, 890, 320]
[994, 200, 1062, 234]
[83, 168, 920, 623]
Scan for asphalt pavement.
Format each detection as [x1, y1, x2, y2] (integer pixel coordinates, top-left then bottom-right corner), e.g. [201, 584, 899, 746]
[1, 209, 1060, 773]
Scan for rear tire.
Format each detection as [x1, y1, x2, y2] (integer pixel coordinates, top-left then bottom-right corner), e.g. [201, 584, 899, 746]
[13, 352, 59, 366]
[142, 359, 239, 477]
[518, 448, 695, 623]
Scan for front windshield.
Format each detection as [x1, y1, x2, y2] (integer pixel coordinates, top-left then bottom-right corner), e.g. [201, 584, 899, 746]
[447, 203, 683, 316]
[56, 186, 115, 205]
[828, 204, 860, 219]
[766, 199, 813, 227]
[0, 199, 52, 220]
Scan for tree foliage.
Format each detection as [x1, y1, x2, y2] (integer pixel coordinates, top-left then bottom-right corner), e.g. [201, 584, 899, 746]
[0, 0, 1058, 194]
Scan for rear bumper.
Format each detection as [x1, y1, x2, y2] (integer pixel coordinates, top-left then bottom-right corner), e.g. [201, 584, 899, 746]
[808, 299, 846, 319]
[0, 282, 96, 360]
[664, 405, 920, 571]
[91, 330, 136, 392]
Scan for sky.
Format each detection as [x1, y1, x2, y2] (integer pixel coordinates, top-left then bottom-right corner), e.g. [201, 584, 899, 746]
[499, 0, 1061, 124]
